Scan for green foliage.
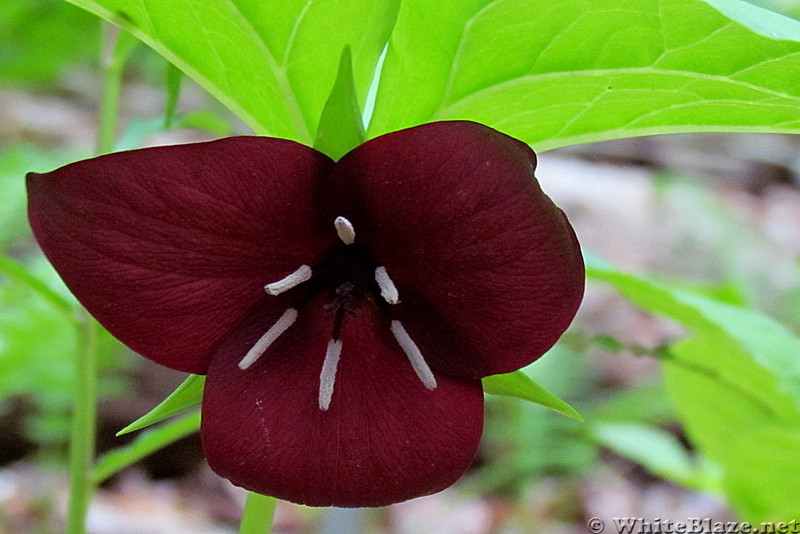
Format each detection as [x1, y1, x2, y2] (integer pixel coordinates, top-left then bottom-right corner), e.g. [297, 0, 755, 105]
[588, 258, 800, 521]
[0, 257, 77, 403]
[163, 62, 182, 129]
[0, 255, 127, 450]
[0, 0, 99, 85]
[0, 146, 83, 249]
[94, 411, 201, 482]
[0, 256, 73, 319]
[590, 422, 717, 490]
[59, 0, 800, 150]
[724, 427, 800, 520]
[0, 145, 130, 452]
[370, 0, 800, 150]
[746, 0, 800, 19]
[65, 0, 399, 142]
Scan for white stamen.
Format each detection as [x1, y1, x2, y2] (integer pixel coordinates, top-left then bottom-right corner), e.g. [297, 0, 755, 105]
[264, 265, 312, 295]
[390, 320, 437, 390]
[318, 339, 343, 410]
[375, 266, 400, 304]
[238, 308, 298, 370]
[334, 216, 355, 245]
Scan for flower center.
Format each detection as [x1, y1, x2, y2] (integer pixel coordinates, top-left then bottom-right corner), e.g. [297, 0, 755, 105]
[238, 216, 437, 410]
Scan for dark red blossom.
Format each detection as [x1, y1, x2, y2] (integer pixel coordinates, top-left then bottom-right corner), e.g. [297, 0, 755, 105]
[27, 121, 584, 507]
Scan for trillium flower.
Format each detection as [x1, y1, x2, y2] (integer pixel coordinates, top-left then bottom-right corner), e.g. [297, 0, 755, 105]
[27, 121, 584, 507]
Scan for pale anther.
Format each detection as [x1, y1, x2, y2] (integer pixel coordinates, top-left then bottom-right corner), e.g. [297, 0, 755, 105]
[334, 216, 355, 245]
[318, 339, 343, 411]
[238, 308, 298, 370]
[390, 320, 437, 390]
[375, 266, 400, 304]
[264, 265, 312, 295]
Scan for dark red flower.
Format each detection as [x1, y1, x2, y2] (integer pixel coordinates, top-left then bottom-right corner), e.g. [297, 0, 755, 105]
[27, 121, 584, 507]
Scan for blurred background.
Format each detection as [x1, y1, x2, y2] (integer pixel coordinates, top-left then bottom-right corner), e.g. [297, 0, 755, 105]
[2, 0, 800, 532]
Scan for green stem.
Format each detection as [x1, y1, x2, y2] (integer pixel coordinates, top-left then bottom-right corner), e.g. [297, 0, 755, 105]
[65, 310, 100, 534]
[239, 492, 277, 534]
[65, 24, 140, 533]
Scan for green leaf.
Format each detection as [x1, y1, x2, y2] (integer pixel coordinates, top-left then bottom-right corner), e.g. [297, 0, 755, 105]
[663, 351, 800, 522]
[589, 259, 800, 520]
[0, 144, 86, 247]
[591, 422, 712, 490]
[662, 337, 781, 457]
[587, 261, 800, 416]
[177, 111, 233, 135]
[0, 256, 74, 319]
[369, 0, 800, 150]
[588, 381, 674, 425]
[0, 256, 78, 402]
[483, 370, 583, 421]
[0, 0, 99, 85]
[724, 426, 800, 521]
[314, 47, 366, 160]
[163, 61, 182, 129]
[66, 0, 399, 143]
[116, 374, 205, 436]
[94, 411, 201, 483]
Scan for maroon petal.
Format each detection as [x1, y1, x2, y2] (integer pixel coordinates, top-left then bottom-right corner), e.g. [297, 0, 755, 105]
[323, 121, 584, 378]
[27, 137, 335, 373]
[202, 296, 484, 507]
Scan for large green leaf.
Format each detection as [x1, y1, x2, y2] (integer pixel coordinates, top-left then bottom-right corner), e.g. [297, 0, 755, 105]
[724, 426, 800, 521]
[66, 0, 399, 143]
[663, 344, 800, 521]
[369, 0, 800, 150]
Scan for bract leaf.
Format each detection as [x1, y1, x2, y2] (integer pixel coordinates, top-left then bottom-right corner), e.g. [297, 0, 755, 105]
[314, 46, 365, 160]
[116, 374, 205, 436]
[483, 369, 583, 421]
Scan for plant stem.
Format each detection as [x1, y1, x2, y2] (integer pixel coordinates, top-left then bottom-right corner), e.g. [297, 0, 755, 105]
[239, 492, 277, 534]
[97, 24, 139, 154]
[65, 309, 100, 534]
[64, 24, 139, 533]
